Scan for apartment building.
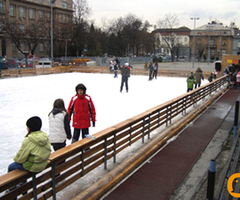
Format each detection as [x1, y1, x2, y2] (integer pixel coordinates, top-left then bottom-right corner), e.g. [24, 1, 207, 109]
[0, 0, 73, 59]
[152, 26, 191, 56]
[189, 21, 235, 61]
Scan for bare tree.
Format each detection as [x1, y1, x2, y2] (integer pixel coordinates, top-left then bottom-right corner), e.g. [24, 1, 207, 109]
[2, 14, 47, 66]
[73, 0, 91, 21]
[157, 13, 179, 61]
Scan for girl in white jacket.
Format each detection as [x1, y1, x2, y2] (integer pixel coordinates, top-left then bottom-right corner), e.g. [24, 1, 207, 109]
[48, 99, 72, 151]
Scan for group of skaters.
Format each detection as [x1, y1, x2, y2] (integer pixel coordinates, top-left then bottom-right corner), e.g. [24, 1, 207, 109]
[186, 67, 206, 92]
[145, 61, 159, 80]
[7, 83, 96, 176]
[223, 64, 240, 87]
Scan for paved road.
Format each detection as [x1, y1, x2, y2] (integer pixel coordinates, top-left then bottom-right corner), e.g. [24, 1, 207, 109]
[132, 61, 216, 72]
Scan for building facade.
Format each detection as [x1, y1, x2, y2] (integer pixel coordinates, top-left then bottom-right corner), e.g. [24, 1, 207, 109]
[189, 21, 235, 61]
[0, 0, 73, 59]
[153, 26, 191, 56]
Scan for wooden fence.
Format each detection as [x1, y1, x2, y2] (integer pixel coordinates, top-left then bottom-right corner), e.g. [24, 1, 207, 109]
[0, 75, 228, 200]
[0, 66, 211, 79]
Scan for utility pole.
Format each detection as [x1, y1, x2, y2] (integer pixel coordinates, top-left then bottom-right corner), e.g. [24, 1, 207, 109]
[190, 17, 200, 68]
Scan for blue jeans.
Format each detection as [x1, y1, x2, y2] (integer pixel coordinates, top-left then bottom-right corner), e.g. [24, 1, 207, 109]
[8, 162, 26, 172]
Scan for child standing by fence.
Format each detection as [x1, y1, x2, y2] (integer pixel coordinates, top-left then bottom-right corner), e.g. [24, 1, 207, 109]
[48, 99, 72, 151]
[68, 83, 96, 143]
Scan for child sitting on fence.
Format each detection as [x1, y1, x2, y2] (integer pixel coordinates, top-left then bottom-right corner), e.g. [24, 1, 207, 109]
[8, 116, 51, 173]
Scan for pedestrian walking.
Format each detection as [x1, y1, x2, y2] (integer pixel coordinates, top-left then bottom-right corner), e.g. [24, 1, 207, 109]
[194, 67, 204, 88]
[48, 98, 72, 151]
[146, 62, 154, 80]
[68, 83, 96, 143]
[119, 62, 130, 92]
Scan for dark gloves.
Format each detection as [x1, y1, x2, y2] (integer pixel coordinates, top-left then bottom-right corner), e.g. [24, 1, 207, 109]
[92, 121, 95, 127]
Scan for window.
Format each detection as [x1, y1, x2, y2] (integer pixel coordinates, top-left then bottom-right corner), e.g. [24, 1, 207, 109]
[0, 22, 3, 32]
[20, 24, 25, 32]
[62, 1, 67, 8]
[39, 43, 44, 52]
[61, 14, 67, 23]
[47, 0, 51, 6]
[39, 27, 43, 36]
[21, 43, 26, 51]
[12, 43, 16, 52]
[0, 2, 4, 14]
[19, 7, 25, 18]
[47, 12, 50, 20]
[38, 0, 43, 4]
[238, 41, 240, 48]
[10, 23, 15, 33]
[10, 5, 14, 16]
[29, 9, 34, 19]
[38, 10, 43, 19]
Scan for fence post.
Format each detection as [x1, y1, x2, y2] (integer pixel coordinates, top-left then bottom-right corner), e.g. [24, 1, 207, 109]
[51, 162, 57, 200]
[233, 100, 240, 141]
[32, 173, 37, 200]
[207, 160, 215, 200]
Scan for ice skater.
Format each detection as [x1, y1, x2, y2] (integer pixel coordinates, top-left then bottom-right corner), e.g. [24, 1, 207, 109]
[68, 83, 96, 143]
[119, 62, 130, 92]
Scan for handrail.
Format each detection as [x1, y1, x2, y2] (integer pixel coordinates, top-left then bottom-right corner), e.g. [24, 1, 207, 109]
[0, 75, 228, 200]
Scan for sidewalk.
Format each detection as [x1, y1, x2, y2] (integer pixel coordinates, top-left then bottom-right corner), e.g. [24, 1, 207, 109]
[102, 88, 240, 200]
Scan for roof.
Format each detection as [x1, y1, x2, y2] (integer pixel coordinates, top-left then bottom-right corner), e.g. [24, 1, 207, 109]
[152, 26, 191, 35]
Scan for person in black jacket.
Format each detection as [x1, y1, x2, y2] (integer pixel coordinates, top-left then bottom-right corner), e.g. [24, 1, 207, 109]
[119, 62, 130, 92]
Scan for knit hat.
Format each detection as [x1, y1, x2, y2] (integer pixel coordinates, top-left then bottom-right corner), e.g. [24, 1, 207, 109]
[26, 116, 42, 131]
[75, 83, 86, 94]
[125, 63, 129, 66]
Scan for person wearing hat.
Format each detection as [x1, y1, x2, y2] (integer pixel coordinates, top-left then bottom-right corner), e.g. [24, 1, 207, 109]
[8, 116, 51, 173]
[68, 83, 96, 143]
[186, 72, 196, 92]
[119, 62, 130, 92]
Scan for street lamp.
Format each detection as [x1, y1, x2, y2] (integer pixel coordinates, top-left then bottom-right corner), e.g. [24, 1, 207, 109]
[190, 17, 199, 68]
[51, 0, 56, 64]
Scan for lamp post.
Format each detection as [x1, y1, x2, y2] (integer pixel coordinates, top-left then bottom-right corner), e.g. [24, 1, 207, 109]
[219, 32, 222, 60]
[207, 25, 213, 65]
[51, 0, 56, 64]
[190, 17, 199, 68]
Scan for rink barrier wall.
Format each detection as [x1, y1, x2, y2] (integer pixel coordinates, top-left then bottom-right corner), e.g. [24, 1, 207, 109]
[0, 65, 212, 79]
[0, 75, 228, 200]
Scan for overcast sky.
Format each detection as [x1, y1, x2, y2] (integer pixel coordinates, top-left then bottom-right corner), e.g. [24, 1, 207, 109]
[87, 0, 240, 30]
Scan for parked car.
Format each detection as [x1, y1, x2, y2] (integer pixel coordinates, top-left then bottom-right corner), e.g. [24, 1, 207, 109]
[19, 58, 33, 68]
[6, 58, 20, 68]
[0, 56, 7, 69]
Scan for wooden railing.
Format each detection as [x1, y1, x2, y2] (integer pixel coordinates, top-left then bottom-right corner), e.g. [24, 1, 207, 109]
[0, 75, 228, 200]
[1, 66, 212, 79]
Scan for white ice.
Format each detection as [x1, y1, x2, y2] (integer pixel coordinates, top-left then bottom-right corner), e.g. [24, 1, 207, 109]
[0, 72, 208, 176]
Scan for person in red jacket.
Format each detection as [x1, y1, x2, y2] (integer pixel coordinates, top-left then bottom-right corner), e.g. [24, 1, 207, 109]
[68, 83, 96, 143]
